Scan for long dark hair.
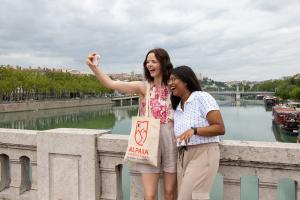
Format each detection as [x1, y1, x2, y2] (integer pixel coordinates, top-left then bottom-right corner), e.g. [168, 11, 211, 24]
[143, 48, 173, 85]
[170, 65, 202, 110]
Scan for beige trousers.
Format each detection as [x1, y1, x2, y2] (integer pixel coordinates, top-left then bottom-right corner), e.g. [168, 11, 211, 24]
[177, 143, 220, 200]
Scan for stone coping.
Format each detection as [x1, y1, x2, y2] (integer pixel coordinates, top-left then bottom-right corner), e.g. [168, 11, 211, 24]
[220, 140, 300, 165]
[0, 128, 299, 166]
[0, 128, 37, 147]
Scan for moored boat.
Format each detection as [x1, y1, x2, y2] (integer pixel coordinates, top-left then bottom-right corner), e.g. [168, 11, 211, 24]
[272, 106, 300, 137]
[256, 94, 264, 100]
[264, 96, 278, 107]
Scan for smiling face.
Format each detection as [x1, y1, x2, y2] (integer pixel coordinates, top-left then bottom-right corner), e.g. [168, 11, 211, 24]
[145, 53, 162, 78]
[168, 74, 189, 98]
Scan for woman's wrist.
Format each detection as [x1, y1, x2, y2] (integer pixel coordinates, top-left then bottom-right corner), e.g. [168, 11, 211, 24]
[191, 127, 197, 135]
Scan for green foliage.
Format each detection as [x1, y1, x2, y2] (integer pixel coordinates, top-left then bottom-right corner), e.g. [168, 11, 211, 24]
[252, 75, 300, 100]
[252, 80, 283, 92]
[290, 87, 300, 100]
[38, 113, 116, 130]
[0, 65, 113, 101]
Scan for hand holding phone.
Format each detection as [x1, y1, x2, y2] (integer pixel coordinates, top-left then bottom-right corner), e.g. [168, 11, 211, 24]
[93, 54, 100, 67]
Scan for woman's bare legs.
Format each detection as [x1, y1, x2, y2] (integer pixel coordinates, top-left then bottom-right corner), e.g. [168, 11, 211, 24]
[141, 173, 160, 200]
[163, 172, 177, 200]
[141, 172, 177, 200]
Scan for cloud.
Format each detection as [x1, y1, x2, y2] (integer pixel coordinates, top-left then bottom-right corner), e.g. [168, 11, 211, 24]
[1, 0, 300, 81]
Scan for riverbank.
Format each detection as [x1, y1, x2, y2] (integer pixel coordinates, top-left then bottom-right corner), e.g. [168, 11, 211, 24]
[0, 98, 113, 113]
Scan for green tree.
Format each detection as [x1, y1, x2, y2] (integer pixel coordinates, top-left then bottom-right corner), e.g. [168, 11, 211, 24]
[0, 66, 114, 102]
[275, 83, 297, 99]
[290, 87, 300, 100]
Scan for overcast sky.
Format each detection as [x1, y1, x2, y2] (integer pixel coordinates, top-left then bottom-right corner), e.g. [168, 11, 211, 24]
[1, 0, 300, 81]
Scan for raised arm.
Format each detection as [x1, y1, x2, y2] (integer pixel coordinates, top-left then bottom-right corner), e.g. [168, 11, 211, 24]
[86, 52, 146, 96]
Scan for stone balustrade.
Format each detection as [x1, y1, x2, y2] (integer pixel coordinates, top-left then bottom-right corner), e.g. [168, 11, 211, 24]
[0, 128, 299, 200]
[0, 129, 37, 200]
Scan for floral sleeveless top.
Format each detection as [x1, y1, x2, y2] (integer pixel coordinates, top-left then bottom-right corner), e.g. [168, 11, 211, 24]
[140, 83, 174, 124]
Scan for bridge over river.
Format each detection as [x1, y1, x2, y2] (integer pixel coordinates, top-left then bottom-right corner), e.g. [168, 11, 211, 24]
[111, 91, 275, 105]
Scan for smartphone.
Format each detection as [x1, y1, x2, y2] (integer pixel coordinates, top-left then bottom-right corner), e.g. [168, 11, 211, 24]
[93, 54, 100, 67]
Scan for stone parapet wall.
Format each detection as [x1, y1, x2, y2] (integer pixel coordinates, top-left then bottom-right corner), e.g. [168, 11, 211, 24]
[0, 98, 112, 113]
[0, 128, 109, 200]
[0, 128, 299, 200]
[219, 140, 300, 200]
[37, 128, 106, 200]
[0, 129, 37, 200]
[97, 136, 300, 200]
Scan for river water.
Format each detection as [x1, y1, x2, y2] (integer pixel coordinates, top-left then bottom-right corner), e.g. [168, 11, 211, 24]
[0, 100, 296, 143]
[0, 100, 297, 199]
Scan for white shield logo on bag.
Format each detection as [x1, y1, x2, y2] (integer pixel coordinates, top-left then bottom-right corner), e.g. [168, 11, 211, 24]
[134, 121, 149, 146]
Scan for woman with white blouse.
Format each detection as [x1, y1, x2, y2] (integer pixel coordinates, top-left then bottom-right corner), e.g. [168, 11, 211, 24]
[168, 65, 225, 200]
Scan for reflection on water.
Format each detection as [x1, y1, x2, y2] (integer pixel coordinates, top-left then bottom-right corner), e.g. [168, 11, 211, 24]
[272, 120, 298, 143]
[220, 103, 276, 142]
[0, 104, 138, 131]
[265, 105, 273, 112]
[0, 100, 297, 143]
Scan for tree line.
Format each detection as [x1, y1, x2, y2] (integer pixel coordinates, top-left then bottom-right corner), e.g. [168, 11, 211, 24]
[0, 65, 112, 102]
[251, 75, 300, 100]
[1, 65, 299, 102]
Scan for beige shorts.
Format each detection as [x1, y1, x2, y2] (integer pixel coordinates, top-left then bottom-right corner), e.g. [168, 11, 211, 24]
[131, 122, 177, 173]
[177, 143, 220, 200]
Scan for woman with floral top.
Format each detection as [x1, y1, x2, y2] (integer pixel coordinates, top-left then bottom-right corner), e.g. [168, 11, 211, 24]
[86, 48, 177, 200]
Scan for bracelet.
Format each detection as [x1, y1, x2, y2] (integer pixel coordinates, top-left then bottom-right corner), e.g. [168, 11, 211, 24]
[191, 127, 197, 135]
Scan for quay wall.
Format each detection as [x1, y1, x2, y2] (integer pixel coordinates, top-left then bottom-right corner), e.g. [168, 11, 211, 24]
[0, 128, 299, 200]
[0, 98, 113, 113]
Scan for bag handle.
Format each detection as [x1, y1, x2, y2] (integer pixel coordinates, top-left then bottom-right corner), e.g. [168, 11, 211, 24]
[137, 82, 151, 117]
[145, 82, 151, 117]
